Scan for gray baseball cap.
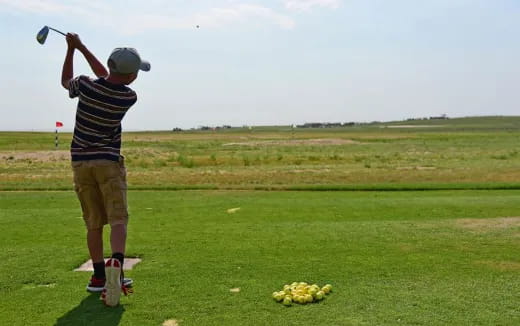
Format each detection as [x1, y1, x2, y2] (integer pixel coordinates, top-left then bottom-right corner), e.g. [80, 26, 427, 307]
[108, 47, 151, 74]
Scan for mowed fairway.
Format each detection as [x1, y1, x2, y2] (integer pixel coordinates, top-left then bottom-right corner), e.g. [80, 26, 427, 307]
[0, 190, 519, 325]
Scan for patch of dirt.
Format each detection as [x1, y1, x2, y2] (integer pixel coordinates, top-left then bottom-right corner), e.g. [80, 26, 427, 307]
[0, 151, 69, 162]
[162, 320, 179, 326]
[455, 217, 520, 233]
[229, 288, 241, 293]
[223, 139, 359, 146]
[357, 134, 416, 140]
[396, 166, 437, 170]
[474, 260, 520, 271]
[397, 243, 416, 253]
[291, 169, 331, 173]
[22, 283, 57, 290]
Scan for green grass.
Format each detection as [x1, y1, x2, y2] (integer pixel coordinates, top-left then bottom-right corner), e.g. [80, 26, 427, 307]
[1, 117, 519, 324]
[0, 190, 519, 325]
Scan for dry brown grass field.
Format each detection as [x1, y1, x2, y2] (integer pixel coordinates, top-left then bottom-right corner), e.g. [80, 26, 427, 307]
[2, 116, 520, 190]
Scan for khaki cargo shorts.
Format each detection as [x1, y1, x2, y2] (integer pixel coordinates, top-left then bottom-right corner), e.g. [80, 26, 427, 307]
[72, 157, 128, 230]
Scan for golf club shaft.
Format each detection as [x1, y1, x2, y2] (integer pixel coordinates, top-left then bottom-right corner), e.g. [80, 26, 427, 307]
[49, 27, 66, 36]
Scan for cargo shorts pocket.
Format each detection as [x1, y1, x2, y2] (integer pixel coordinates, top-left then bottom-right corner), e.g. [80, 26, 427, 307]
[107, 178, 128, 219]
[74, 183, 107, 229]
[114, 163, 127, 211]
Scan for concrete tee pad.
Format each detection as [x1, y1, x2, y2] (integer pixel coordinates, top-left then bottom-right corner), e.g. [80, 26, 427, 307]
[74, 258, 142, 272]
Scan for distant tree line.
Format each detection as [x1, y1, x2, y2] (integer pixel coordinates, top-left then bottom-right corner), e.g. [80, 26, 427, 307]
[407, 114, 449, 121]
[172, 115, 450, 132]
[172, 125, 232, 132]
[296, 122, 361, 128]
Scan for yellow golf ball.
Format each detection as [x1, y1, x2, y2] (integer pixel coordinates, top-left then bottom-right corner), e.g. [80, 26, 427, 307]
[305, 294, 313, 303]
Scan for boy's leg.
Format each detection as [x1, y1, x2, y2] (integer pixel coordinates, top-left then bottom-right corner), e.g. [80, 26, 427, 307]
[110, 223, 127, 264]
[86, 227, 108, 292]
[72, 161, 109, 292]
[87, 227, 104, 263]
[87, 227, 107, 282]
[96, 158, 129, 260]
[103, 223, 128, 306]
[95, 158, 130, 306]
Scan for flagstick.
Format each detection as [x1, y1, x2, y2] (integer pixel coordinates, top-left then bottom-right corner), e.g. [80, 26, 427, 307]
[55, 129, 58, 149]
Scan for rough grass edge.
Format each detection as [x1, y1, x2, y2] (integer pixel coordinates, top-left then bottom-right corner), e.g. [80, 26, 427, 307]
[3, 182, 520, 192]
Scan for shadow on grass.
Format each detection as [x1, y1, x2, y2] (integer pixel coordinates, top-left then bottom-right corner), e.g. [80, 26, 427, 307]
[54, 293, 124, 326]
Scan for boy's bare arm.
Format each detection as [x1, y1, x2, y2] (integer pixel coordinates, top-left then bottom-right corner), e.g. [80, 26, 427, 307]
[76, 42, 109, 78]
[61, 37, 75, 89]
[61, 33, 108, 90]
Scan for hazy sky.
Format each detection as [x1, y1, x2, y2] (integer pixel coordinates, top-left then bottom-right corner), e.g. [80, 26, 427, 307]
[0, 0, 519, 131]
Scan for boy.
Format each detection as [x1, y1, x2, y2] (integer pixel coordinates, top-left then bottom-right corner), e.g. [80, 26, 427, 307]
[61, 33, 150, 306]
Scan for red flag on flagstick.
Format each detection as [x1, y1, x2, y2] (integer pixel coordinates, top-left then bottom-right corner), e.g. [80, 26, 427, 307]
[56, 121, 63, 128]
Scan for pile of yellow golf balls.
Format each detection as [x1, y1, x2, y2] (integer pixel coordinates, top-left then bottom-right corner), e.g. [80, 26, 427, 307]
[272, 282, 332, 306]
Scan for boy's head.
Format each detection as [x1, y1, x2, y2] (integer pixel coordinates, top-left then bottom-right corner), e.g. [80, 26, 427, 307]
[107, 48, 150, 85]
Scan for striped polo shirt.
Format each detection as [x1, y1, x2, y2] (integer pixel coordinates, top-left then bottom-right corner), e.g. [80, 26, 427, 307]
[68, 75, 137, 162]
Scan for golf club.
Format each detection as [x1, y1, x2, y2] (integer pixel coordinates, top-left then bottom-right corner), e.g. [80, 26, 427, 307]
[36, 26, 66, 45]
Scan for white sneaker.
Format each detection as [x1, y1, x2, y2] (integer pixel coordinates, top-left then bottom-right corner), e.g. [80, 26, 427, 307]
[87, 276, 133, 293]
[101, 258, 122, 307]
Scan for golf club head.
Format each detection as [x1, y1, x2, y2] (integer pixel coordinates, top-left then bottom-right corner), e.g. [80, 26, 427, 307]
[36, 26, 49, 45]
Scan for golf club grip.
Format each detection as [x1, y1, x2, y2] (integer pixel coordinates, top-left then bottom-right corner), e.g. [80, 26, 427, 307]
[49, 27, 66, 36]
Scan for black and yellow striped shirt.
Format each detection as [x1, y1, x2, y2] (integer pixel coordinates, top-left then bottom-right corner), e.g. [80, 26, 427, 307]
[68, 75, 137, 161]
